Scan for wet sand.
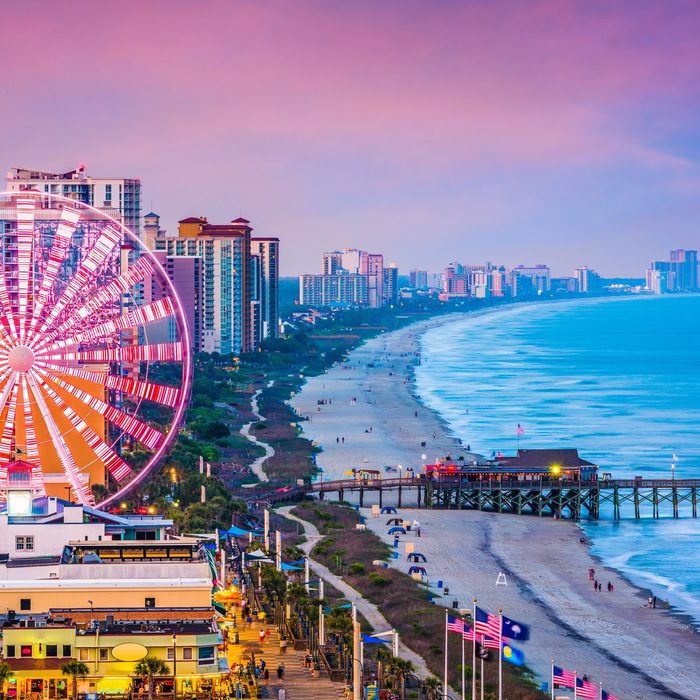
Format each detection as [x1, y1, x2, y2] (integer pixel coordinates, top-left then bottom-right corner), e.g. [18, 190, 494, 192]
[290, 309, 700, 698]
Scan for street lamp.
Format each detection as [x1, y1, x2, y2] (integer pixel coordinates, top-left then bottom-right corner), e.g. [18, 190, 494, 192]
[172, 634, 177, 700]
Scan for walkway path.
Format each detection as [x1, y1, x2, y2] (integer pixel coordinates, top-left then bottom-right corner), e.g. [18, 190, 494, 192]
[278, 507, 458, 697]
[240, 382, 275, 482]
[229, 612, 344, 698]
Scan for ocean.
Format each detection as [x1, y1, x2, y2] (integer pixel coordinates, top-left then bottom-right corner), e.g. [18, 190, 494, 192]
[415, 295, 700, 624]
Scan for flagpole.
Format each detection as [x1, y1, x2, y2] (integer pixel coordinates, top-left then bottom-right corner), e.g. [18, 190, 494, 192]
[444, 609, 449, 700]
[574, 672, 578, 700]
[599, 682, 603, 700]
[479, 648, 484, 700]
[471, 600, 477, 700]
[550, 660, 554, 700]
[461, 624, 465, 700]
[497, 609, 503, 700]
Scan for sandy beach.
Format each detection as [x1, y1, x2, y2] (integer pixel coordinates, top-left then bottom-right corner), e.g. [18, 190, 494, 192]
[291, 311, 700, 699]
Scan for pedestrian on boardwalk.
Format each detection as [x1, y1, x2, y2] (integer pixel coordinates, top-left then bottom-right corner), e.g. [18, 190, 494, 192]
[264, 668, 269, 685]
[278, 688, 286, 700]
[277, 665, 284, 681]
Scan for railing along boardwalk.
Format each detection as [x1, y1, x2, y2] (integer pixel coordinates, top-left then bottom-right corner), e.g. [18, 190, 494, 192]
[255, 477, 700, 521]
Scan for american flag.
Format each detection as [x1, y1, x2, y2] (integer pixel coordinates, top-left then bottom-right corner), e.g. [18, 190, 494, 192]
[601, 690, 621, 700]
[474, 606, 501, 638]
[576, 677, 598, 699]
[463, 627, 475, 642]
[552, 665, 576, 689]
[447, 615, 465, 634]
[480, 635, 501, 649]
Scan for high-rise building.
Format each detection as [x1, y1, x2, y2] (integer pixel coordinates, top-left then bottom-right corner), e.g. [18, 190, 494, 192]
[300, 273, 369, 306]
[301, 248, 394, 308]
[510, 265, 551, 297]
[383, 263, 399, 306]
[646, 249, 698, 293]
[156, 217, 252, 354]
[5, 165, 141, 236]
[575, 266, 601, 293]
[250, 238, 280, 339]
[409, 269, 428, 289]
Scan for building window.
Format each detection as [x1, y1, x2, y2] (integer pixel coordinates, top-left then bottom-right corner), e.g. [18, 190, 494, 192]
[144, 597, 155, 607]
[20, 598, 31, 611]
[182, 647, 192, 660]
[79, 649, 89, 662]
[166, 647, 175, 661]
[5, 645, 15, 658]
[62, 645, 72, 657]
[197, 646, 215, 665]
[15, 536, 35, 551]
[21, 646, 32, 658]
[46, 645, 58, 658]
[99, 648, 109, 661]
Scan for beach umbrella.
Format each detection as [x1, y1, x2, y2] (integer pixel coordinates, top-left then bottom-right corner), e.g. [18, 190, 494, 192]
[407, 552, 427, 562]
[387, 526, 406, 535]
[386, 518, 402, 526]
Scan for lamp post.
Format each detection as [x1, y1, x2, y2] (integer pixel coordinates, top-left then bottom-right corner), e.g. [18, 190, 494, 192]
[172, 634, 177, 700]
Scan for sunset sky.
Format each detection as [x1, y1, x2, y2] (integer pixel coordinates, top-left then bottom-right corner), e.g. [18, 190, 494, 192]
[2, 0, 699, 276]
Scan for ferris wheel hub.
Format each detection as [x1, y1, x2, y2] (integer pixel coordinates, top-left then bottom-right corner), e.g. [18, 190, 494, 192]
[7, 345, 35, 373]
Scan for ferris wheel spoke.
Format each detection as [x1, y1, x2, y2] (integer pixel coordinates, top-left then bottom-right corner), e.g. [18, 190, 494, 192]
[27, 205, 81, 339]
[0, 375, 20, 462]
[19, 375, 45, 494]
[40, 362, 182, 409]
[37, 370, 165, 450]
[33, 222, 122, 341]
[39, 297, 177, 354]
[25, 371, 94, 505]
[34, 256, 156, 352]
[32, 372, 134, 483]
[15, 198, 36, 341]
[43, 341, 184, 365]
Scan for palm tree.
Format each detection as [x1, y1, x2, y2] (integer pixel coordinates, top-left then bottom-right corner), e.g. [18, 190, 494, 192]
[60, 661, 89, 700]
[0, 662, 14, 700]
[422, 676, 442, 700]
[375, 647, 392, 691]
[386, 657, 415, 700]
[134, 657, 170, 700]
[325, 607, 354, 678]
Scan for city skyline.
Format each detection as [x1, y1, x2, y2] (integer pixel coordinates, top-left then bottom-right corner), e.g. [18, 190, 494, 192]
[3, 0, 699, 277]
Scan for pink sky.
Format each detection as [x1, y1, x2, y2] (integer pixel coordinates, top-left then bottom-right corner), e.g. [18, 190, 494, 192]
[2, 0, 699, 275]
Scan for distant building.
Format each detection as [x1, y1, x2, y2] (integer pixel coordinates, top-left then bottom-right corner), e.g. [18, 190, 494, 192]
[409, 269, 428, 289]
[5, 165, 141, 236]
[383, 263, 399, 306]
[575, 266, 601, 293]
[646, 249, 698, 293]
[301, 248, 395, 308]
[510, 265, 551, 297]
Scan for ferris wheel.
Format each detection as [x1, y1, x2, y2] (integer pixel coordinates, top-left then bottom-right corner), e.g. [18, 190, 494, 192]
[0, 191, 191, 507]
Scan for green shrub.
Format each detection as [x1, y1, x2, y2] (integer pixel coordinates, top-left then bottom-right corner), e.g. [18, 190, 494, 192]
[349, 563, 366, 575]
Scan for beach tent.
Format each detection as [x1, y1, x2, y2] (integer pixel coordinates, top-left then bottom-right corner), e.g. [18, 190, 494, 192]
[386, 518, 402, 526]
[407, 552, 427, 562]
[408, 565, 427, 576]
[387, 527, 406, 535]
[381, 507, 398, 514]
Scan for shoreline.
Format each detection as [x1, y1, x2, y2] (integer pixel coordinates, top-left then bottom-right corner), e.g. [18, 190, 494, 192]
[291, 305, 700, 698]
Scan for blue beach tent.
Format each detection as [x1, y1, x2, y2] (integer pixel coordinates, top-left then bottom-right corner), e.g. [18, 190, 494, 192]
[408, 565, 427, 576]
[381, 507, 398, 514]
[387, 527, 406, 535]
[386, 518, 402, 526]
[407, 552, 427, 562]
